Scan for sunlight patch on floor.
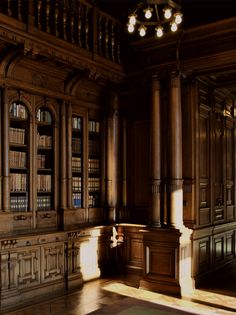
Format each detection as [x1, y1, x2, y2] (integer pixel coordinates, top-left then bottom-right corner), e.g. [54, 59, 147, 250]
[103, 282, 236, 315]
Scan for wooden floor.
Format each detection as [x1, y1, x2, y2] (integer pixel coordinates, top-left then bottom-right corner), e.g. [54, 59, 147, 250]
[2, 261, 236, 315]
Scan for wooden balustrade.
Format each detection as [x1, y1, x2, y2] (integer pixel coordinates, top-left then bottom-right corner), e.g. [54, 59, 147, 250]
[0, 0, 121, 64]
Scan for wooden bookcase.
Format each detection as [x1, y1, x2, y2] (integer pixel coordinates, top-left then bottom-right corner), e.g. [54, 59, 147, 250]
[9, 102, 29, 212]
[36, 107, 54, 211]
[88, 119, 101, 208]
[72, 115, 83, 208]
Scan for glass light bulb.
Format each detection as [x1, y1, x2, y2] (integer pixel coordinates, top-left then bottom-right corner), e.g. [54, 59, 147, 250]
[144, 7, 152, 19]
[156, 26, 163, 38]
[164, 7, 172, 19]
[174, 12, 183, 24]
[128, 23, 135, 33]
[171, 22, 178, 32]
[129, 14, 136, 25]
[139, 25, 146, 37]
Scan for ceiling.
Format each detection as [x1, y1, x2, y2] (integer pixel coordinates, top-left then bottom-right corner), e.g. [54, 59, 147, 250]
[94, 0, 236, 97]
[94, 0, 236, 30]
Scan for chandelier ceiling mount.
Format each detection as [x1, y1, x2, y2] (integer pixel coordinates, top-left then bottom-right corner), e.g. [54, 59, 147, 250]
[127, 0, 183, 38]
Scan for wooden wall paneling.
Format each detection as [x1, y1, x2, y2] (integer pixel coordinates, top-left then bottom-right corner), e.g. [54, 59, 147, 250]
[212, 94, 225, 223]
[119, 225, 145, 287]
[192, 233, 211, 279]
[225, 231, 235, 261]
[182, 78, 197, 227]
[41, 243, 64, 283]
[198, 102, 211, 226]
[17, 247, 40, 289]
[225, 116, 235, 221]
[213, 233, 225, 268]
[0, 88, 2, 211]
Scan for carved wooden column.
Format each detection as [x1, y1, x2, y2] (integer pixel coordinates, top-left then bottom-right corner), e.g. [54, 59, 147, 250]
[106, 95, 119, 223]
[168, 73, 184, 229]
[67, 103, 72, 209]
[2, 87, 10, 212]
[140, 74, 194, 297]
[150, 75, 161, 227]
[60, 101, 67, 211]
[28, 0, 35, 26]
[119, 116, 128, 221]
[0, 89, 2, 210]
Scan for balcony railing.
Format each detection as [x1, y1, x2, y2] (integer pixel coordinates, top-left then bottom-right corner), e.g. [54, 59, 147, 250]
[0, 0, 121, 64]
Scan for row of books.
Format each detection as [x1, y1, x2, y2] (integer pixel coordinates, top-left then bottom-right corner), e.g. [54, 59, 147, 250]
[73, 192, 82, 207]
[88, 158, 100, 173]
[88, 194, 100, 208]
[72, 176, 82, 191]
[89, 120, 100, 133]
[89, 140, 100, 155]
[88, 177, 100, 192]
[37, 134, 52, 148]
[72, 157, 81, 171]
[10, 127, 25, 144]
[72, 116, 82, 130]
[10, 196, 28, 212]
[72, 138, 82, 153]
[37, 174, 51, 192]
[37, 196, 51, 210]
[37, 109, 52, 123]
[10, 151, 26, 168]
[37, 154, 46, 169]
[10, 103, 27, 119]
[10, 173, 27, 191]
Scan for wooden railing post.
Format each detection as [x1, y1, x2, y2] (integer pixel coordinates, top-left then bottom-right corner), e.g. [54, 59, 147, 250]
[28, 0, 35, 26]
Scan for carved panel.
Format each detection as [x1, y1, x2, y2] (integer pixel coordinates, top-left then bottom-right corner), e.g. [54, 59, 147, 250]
[146, 245, 176, 281]
[130, 238, 143, 265]
[198, 237, 210, 274]
[66, 241, 80, 275]
[1, 253, 10, 290]
[213, 235, 224, 266]
[0, 252, 18, 290]
[199, 208, 211, 226]
[199, 109, 210, 179]
[225, 232, 234, 259]
[41, 244, 64, 282]
[17, 249, 40, 288]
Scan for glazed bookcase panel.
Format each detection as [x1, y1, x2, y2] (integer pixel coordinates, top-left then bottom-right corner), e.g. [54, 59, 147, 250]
[72, 115, 83, 208]
[9, 102, 29, 213]
[36, 107, 54, 212]
[88, 119, 101, 208]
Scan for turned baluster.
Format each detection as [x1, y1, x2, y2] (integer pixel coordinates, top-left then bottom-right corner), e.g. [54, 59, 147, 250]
[85, 5, 89, 50]
[77, 2, 82, 47]
[98, 15, 103, 55]
[117, 28, 121, 64]
[46, 0, 51, 33]
[55, 0, 59, 37]
[18, 0, 22, 20]
[37, 0, 42, 30]
[7, 0, 12, 17]
[111, 22, 115, 62]
[70, 2, 75, 44]
[63, 1, 67, 41]
[105, 18, 109, 59]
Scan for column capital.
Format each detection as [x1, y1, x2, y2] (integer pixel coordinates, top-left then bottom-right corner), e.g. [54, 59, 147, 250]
[151, 75, 161, 90]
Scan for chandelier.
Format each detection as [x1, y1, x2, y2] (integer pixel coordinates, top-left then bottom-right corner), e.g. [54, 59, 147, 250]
[127, 0, 183, 38]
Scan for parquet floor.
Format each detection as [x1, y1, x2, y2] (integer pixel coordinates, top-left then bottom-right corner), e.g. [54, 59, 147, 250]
[2, 261, 236, 315]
